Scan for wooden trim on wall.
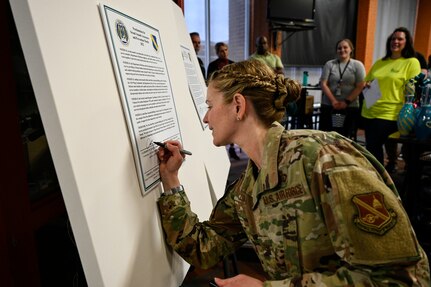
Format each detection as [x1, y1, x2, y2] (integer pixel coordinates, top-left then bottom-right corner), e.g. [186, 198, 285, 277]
[172, 0, 184, 14]
[249, 0, 271, 55]
[414, 0, 431, 58]
[355, 0, 378, 72]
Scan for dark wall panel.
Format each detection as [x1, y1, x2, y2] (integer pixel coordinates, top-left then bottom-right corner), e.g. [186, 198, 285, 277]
[281, 0, 358, 66]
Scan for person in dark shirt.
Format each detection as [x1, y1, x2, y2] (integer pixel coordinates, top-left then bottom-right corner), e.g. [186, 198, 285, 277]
[415, 51, 428, 76]
[190, 32, 206, 80]
[207, 42, 234, 79]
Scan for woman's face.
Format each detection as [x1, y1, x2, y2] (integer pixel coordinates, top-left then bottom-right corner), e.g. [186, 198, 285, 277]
[336, 40, 352, 60]
[390, 31, 406, 54]
[203, 84, 237, 146]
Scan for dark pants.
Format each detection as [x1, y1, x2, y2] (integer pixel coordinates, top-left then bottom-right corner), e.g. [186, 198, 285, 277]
[363, 118, 398, 165]
[320, 105, 360, 140]
[385, 141, 399, 165]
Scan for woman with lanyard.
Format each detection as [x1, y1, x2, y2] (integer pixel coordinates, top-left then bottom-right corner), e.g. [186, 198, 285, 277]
[320, 38, 365, 139]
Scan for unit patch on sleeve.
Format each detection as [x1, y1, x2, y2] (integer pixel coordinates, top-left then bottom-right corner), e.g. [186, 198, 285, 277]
[262, 184, 305, 205]
[352, 192, 397, 235]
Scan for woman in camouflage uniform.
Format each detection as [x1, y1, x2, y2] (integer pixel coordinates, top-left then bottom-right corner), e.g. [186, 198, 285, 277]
[157, 60, 430, 287]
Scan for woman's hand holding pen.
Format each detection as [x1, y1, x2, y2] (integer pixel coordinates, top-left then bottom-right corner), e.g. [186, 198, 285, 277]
[156, 140, 185, 190]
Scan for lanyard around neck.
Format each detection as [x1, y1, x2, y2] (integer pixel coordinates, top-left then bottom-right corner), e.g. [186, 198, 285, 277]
[338, 59, 350, 81]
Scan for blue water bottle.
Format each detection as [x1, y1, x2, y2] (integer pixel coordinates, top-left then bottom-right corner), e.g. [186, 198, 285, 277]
[302, 71, 309, 86]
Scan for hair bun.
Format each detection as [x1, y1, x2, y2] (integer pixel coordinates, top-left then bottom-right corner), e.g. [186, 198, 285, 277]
[284, 78, 302, 104]
[273, 75, 301, 110]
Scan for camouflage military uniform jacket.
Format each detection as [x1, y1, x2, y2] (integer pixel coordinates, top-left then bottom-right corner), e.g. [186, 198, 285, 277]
[158, 122, 430, 287]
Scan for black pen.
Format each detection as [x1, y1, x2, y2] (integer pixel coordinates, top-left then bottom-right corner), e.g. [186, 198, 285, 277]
[153, 141, 193, 155]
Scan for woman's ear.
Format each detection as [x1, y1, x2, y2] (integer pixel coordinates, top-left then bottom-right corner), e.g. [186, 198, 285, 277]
[233, 93, 246, 120]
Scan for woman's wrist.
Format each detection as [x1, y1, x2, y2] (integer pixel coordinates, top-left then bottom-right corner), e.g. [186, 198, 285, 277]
[163, 184, 184, 195]
[161, 176, 181, 191]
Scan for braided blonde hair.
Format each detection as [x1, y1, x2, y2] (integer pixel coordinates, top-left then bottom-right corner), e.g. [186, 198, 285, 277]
[208, 59, 301, 126]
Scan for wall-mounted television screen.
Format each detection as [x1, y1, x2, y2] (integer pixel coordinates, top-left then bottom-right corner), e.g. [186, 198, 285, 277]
[267, 0, 316, 30]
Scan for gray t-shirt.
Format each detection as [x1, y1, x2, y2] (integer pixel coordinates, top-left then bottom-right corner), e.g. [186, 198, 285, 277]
[320, 58, 365, 107]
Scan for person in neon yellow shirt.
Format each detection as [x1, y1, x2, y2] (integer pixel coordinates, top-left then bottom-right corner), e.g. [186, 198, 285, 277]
[361, 27, 420, 166]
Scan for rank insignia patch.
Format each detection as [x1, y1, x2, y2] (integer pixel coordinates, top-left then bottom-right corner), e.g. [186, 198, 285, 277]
[352, 192, 397, 235]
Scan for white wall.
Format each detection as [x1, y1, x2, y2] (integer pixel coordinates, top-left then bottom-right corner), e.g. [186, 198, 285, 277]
[373, 0, 418, 61]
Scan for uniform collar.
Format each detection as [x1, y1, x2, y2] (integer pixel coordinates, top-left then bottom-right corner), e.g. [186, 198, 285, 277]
[242, 122, 285, 208]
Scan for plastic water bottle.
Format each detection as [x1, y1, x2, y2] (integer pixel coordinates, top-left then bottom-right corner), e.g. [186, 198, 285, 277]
[302, 71, 309, 86]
